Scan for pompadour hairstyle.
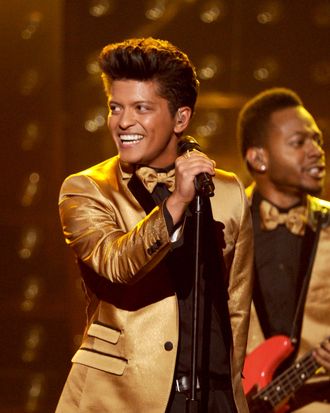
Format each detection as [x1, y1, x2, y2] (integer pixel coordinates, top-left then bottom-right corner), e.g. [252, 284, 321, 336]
[98, 37, 199, 116]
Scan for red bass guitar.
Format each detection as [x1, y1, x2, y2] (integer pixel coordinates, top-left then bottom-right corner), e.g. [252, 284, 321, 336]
[243, 335, 322, 413]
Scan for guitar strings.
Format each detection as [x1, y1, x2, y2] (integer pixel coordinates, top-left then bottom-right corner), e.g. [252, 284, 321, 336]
[253, 350, 319, 406]
[257, 355, 317, 404]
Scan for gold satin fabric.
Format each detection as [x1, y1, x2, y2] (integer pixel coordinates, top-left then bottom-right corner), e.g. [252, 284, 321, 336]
[259, 199, 307, 236]
[135, 166, 175, 193]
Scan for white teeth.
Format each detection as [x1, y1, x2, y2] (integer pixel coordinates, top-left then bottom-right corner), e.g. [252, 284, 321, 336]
[120, 134, 143, 143]
[308, 166, 324, 177]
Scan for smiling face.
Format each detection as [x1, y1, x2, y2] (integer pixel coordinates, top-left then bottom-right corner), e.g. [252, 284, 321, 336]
[107, 79, 188, 168]
[263, 106, 326, 201]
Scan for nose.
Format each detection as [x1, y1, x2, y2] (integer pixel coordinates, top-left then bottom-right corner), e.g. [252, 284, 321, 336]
[118, 108, 135, 129]
[307, 138, 324, 159]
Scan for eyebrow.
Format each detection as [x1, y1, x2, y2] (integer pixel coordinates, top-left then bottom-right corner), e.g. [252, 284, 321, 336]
[291, 130, 324, 144]
[108, 99, 155, 105]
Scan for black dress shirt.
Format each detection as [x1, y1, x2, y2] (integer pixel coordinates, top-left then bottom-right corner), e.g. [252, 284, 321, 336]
[151, 177, 231, 381]
[251, 192, 314, 342]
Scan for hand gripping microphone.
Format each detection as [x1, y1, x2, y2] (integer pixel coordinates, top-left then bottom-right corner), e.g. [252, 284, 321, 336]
[177, 135, 215, 197]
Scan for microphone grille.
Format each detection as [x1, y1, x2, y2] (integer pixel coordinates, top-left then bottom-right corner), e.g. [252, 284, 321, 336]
[177, 135, 201, 155]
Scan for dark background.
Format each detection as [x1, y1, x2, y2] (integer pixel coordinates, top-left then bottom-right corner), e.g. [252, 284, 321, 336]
[1, 1, 329, 411]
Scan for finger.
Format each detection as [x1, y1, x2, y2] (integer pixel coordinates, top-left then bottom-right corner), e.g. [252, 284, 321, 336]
[184, 150, 191, 159]
[313, 345, 330, 371]
[321, 341, 330, 352]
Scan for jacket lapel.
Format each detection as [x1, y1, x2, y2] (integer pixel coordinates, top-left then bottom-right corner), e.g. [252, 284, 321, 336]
[127, 172, 157, 215]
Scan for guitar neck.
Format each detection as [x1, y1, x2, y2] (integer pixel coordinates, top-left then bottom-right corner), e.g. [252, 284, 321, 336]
[254, 350, 319, 409]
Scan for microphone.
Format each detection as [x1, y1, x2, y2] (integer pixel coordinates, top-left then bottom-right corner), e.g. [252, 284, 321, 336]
[177, 135, 215, 197]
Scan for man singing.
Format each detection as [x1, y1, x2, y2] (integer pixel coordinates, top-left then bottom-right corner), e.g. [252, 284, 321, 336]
[55, 37, 253, 413]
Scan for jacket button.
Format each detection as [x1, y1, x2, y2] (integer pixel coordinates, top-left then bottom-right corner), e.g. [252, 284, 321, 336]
[164, 341, 173, 351]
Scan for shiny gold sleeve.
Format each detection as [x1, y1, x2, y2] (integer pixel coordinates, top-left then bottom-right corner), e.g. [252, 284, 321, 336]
[58, 174, 171, 285]
[226, 176, 254, 374]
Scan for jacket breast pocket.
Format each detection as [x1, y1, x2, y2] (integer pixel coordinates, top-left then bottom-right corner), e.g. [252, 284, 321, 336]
[87, 321, 121, 344]
[72, 321, 127, 376]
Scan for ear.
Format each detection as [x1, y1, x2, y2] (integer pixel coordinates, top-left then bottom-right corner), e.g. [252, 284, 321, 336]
[246, 147, 268, 173]
[174, 106, 192, 133]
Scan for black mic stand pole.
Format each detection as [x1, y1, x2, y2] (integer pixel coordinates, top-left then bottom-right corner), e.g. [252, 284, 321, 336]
[185, 194, 202, 413]
[177, 136, 215, 413]
[185, 172, 215, 413]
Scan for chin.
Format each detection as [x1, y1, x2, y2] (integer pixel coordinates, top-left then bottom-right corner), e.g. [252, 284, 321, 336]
[301, 178, 325, 197]
[304, 186, 323, 197]
[119, 153, 141, 165]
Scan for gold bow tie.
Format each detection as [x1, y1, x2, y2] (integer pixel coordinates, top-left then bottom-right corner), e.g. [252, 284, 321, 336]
[135, 166, 176, 193]
[259, 200, 307, 236]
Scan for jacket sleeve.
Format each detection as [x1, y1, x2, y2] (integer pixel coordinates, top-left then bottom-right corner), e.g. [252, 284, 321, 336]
[226, 176, 254, 374]
[58, 173, 172, 285]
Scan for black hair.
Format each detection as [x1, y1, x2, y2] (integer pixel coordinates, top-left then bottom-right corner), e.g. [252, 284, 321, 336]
[237, 87, 303, 158]
[98, 37, 199, 116]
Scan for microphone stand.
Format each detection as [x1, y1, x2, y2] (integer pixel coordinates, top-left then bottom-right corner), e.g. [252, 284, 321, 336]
[186, 180, 214, 413]
[185, 194, 202, 413]
[177, 136, 215, 412]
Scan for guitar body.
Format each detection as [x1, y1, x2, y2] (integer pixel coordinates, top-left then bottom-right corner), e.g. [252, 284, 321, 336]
[243, 335, 323, 412]
[243, 335, 294, 394]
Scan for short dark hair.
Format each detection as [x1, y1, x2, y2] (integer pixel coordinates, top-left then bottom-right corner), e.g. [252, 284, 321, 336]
[98, 37, 199, 116]
[237, 87, 303, 158]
